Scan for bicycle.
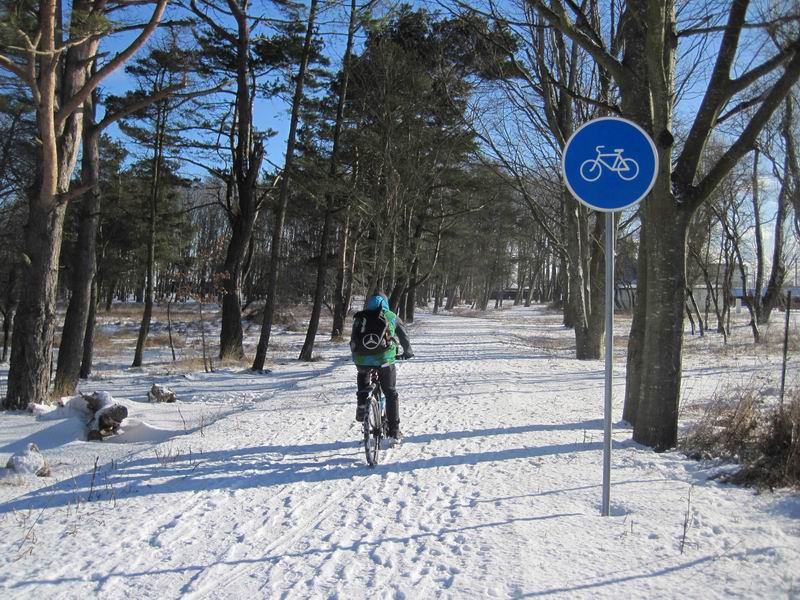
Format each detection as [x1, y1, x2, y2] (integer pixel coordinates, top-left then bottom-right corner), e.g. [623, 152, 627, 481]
[362, 353, 407, 467]
[579, 145, 639, 182]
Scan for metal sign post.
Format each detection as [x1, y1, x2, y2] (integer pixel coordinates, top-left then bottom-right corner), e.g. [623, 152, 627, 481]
[602, 211, 614, 515]
[562, 117, 658, 517]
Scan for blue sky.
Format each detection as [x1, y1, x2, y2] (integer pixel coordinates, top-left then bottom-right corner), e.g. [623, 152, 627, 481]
[95, 0, 383, 173]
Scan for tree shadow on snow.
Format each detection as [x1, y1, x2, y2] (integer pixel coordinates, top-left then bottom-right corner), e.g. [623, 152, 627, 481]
[0, 420, 609, 514]
[518, 547, 780, 596]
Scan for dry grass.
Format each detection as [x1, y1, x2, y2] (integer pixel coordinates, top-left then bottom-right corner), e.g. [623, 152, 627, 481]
[148, 331, 186, 347]
[90, 327, 119, 352]
[759, 322, 800, 355]
[152, 356, 210, 374]
[244, 303, 334, 333]
[681, 389, 759, 461]
[102, 303, 217, 321]
[681, 387, 800, 489]
[725, 393, 800, 488]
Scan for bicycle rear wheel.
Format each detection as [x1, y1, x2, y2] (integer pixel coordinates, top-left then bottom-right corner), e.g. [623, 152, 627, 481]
[363, 393, 382, 467]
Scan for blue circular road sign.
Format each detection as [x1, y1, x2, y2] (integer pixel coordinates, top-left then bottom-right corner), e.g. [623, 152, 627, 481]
[562, 117, 658, 212]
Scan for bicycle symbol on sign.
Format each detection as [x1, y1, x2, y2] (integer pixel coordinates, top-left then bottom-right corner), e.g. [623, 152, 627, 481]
[579, 146, 640, 182]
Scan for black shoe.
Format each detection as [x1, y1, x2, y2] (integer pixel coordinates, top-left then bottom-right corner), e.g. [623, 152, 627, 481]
[355, 397, 368, 422]
[388, 429, 403, 443]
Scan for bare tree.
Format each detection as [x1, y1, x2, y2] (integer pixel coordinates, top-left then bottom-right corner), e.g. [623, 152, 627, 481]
[528, 0, 800, 449]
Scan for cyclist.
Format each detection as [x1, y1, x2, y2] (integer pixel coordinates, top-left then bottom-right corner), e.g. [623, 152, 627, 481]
[351, 292, 414, 442]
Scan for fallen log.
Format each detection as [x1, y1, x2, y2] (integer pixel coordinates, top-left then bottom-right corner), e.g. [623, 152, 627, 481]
[148, 384, 176, 403]
[82, 391, 128, 441]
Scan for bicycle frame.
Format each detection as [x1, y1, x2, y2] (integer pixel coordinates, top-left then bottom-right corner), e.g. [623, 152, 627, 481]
[593, 146, 626, 170]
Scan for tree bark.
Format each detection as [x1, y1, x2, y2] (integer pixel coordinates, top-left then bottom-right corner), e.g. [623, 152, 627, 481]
[405, 260, 419, 323]
[331, 210, 352, 339]
[132, 115, 163, 367]
[219, 216, 256, 360]
[629, 191, 689, 450]
[759, 107, 792, 323]
[5, 1, 88, 408]
[54, 92, 100, 396]
[750, 148, 766, 323]
[80, 278, 97, 379]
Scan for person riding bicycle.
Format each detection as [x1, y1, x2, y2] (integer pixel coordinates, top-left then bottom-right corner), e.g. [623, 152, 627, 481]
[350, 292, 414, 442]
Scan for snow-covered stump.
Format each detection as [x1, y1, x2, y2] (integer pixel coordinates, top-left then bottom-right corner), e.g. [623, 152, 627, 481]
[83, 391, 128, 441]
[4, 443, 51, 477]
[148, 384, 176, 403]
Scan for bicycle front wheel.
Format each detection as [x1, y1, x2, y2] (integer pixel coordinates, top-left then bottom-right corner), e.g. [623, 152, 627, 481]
[363, 394, 382, 467]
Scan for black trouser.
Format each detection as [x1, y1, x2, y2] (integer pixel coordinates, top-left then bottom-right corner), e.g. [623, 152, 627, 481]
[357, 364, 399, 434]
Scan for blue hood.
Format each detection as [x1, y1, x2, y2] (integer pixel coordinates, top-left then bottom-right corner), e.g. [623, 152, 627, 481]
[366, 295, 389, 311]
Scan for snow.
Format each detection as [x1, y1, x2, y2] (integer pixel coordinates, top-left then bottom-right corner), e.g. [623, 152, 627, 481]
[3, 443, 48, 478]
[0, 305, 798, 598]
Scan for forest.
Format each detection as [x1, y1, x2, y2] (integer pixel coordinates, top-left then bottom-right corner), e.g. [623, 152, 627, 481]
[0, 0, 799, 453]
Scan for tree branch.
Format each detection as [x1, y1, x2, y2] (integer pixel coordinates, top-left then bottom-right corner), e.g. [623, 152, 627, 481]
[55, 0, 169, 129]
[675, 0, 750, 189]
[0, 54, 27, 82]
[190, 0, 237, 44]
[678, 15, 800, 37]
[729, 45, 794, 95]
[528, 0, 629, 86]
[689, 41, 800, 209]
[57, 183, 95, 205]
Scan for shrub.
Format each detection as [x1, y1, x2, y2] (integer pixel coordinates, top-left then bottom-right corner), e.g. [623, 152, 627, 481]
[681, 390, 759, 462]
[725, 393, 800, 488]
[682, 388, 800, 489]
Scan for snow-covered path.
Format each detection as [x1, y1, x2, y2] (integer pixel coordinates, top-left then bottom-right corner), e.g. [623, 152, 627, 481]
[1, 307, 798, 598]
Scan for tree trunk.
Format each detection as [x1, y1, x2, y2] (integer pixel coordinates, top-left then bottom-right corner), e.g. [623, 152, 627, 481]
[687, 288, 704, 336]
[299, 206, 334, 361]
[252, 0, 318, 371]
[80, 278, 97, 379]
[405, 260, 418, 322]
[4, 1, 90, 409]
[132, 127, 161, 367]
[219, 218, 254, 360]
[54, 95, 100, 396]
[1, 267, 18, 363]
[750, 148, 766, 322]
[560, 253, 573, 326]
[105, 278, 116, 312]
[219, 287, 244, 360]
[217, 0, 264, 361]
[514, 264, 525, 306]
[300, 0, 357, 361]
[565, 192, 604, 359]
[5, 201, 69, 407]
[331, 211, 352, 339]
[627, 183, 689, 450]
[433, 277, 442, 314]
[343, 229, 358, 320]
[733, 236, 760, 343]
[759, 115, 792, 324]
